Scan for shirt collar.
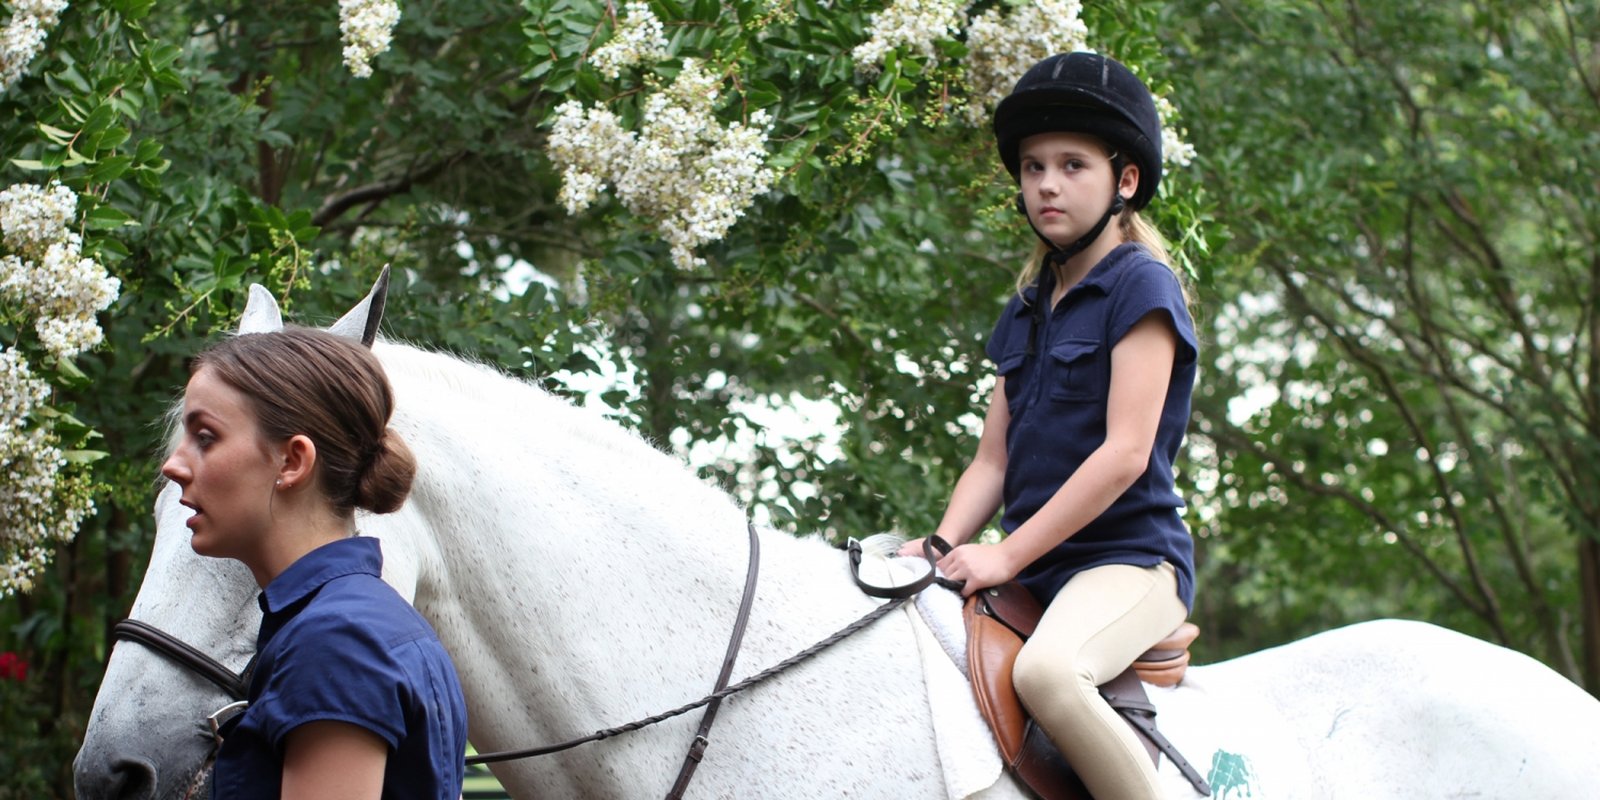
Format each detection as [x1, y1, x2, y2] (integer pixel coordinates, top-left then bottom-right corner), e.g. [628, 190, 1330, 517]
[259, 536, 383, 615]
[1011, 242, 1144, 317]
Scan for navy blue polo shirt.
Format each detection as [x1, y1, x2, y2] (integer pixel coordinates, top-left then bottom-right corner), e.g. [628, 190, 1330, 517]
[213, 536, 468, 800]
[986, 243, 1198, 609]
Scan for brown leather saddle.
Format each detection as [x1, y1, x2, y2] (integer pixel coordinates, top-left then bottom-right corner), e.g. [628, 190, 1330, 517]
[965, 580, 1212, 799]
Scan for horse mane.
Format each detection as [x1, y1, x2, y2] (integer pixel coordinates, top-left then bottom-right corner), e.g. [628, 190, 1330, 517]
[372, 338, 746, 521]
[374, 338, 675, 457]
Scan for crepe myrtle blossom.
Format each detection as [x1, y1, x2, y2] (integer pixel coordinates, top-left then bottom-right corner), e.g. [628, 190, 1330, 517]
[548, 60, 776, 269]
[0, 182, 121, 360]
[590, 1, 670, 80]
[0, 182, 109, 595]
[0, 0, 68, 92]
[0, 346, 92, 597]
[338, 0, 401, 78]
[1154, 94, 1197, 168]
[852, 0, 968, 74]
[0, 180, 74, 255]
[960, 0, 1089, 127]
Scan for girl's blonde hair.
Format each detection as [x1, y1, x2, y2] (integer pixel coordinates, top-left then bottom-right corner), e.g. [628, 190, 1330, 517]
[1013, 208, 1192, 306]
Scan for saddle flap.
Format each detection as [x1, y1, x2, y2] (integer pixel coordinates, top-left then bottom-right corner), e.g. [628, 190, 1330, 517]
[963, 595, 1029, 763]
[1015, 722, 1091, 800]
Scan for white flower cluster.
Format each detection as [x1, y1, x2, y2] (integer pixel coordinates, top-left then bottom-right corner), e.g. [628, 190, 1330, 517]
[853, 0, 969, 74]
[1, 0, 68, 92]
[0, 181, 121, 359]
[338, 0, 401, 79]
[960, 0, 1088, 127]
[0, 346, 89, 596]
[590, 1, 669, 80]
[1153, 94, 1197, 167]
[549, 60, 776, 269]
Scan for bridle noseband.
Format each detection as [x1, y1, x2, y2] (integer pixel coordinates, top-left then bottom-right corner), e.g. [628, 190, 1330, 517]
[111, 618, 254, 701]
[111, 618, 257, 750]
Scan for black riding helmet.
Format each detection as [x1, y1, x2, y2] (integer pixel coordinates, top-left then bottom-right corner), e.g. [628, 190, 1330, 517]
[993, 52, 1163, 211]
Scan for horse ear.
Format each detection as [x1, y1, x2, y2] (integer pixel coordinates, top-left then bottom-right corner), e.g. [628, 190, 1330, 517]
[238, 284, 284, 334]
[327, 265, 391, 348]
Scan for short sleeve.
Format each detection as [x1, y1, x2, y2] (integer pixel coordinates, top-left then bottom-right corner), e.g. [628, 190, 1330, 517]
[254, 603, 410, 752]
[1107, 257, 1198, 367]
[986, 292, 1030, 367]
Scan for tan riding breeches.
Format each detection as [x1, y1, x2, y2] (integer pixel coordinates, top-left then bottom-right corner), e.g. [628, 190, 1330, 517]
[1012, 562, 1186, 800]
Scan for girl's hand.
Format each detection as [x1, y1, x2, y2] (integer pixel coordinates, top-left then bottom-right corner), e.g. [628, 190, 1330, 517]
[937, 543, 1020, 597]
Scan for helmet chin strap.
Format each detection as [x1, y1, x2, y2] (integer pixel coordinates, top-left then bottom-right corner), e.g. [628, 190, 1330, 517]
[1022, 187, 1127, 270]
[1020, 186, 1127, 357]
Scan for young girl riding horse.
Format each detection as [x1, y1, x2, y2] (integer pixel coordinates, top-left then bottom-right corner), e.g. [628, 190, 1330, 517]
[162, 327, 469, 799]
[903, 52, 1198, 800]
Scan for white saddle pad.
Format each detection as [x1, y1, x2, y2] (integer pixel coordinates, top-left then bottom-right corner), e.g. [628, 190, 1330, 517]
[869, 549, 1004, 799]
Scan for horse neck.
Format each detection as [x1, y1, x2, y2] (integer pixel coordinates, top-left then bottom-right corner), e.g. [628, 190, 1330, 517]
[373, 343, 867, 738]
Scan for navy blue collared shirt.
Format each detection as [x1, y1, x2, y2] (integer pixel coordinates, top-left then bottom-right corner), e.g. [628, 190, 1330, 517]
[213, 536, 468, 800]
[986, 243, 1198, 609]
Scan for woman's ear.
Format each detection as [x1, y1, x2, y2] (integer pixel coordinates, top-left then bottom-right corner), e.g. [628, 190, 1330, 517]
[277, 435, 318, 492]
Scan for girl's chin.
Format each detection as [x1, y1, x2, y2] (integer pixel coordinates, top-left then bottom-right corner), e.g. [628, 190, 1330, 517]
[1032, 221, 1079, 244]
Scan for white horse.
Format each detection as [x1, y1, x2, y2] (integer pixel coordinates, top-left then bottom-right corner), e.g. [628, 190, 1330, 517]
[75, 279, 1600, 799]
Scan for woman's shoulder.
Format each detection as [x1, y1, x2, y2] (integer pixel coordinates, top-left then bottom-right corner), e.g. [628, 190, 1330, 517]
[290, 575, 430, 647]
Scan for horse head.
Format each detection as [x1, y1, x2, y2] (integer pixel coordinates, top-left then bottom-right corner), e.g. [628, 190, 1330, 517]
[73, 272, 396, 800]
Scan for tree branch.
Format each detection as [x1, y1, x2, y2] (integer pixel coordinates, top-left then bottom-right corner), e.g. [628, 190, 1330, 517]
[1557, 0, 1600, 112]
[311, 152, 468, 228]
[1274, 263, 1507, 639]
[1204, 420, 1491, 621]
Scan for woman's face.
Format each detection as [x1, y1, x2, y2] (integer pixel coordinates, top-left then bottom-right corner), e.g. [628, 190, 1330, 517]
[161, 367, 283, 561]
[1017, 131, 1131, 247]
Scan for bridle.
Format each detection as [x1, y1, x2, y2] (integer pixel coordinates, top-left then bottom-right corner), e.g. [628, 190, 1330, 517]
[112, 619, 253, 700]
[110, 618, 255, 744]
[111, 529, 953, 798]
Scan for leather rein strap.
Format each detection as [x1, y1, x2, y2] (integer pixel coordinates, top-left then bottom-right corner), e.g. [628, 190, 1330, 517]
[664, 522, 760, 799]
[467, 529, 947, 783]
[846, 534, 963, 598]
[112, 618, 253, 701]
[468, 522, 775, 800]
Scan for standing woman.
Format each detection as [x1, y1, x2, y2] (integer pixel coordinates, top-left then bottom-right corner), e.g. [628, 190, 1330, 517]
[902, 52, 1197, 800]
[162, 326, 468, 800]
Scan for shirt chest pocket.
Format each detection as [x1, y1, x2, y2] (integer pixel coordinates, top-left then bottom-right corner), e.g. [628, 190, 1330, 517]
[1048, 339, 1104, 403]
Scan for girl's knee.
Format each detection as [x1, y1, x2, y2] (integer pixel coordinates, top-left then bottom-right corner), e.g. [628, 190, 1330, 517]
[1013, 644, 1093, 709]
[1012, 647, 1052, 707]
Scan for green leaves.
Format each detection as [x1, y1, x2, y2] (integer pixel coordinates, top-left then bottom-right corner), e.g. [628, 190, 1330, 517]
[106, 0, 158, 21]
[1171, 0, 1599, 678]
